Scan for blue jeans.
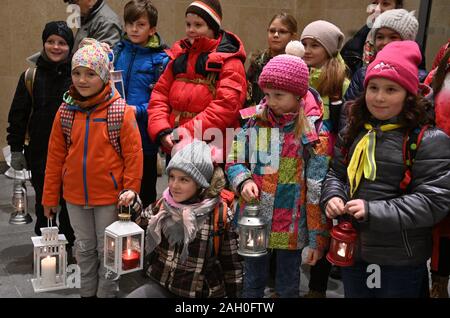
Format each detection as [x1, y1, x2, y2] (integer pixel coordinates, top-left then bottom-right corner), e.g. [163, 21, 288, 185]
[341, 261, 428, 298]
[242, 249, 302, 298]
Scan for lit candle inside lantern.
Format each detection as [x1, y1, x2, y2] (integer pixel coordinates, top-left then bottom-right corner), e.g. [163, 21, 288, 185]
[122, 249, 140, 270]
[337, 242, 347, 257]
[247, 232, 254, 247]
[41, 256, 56, 286]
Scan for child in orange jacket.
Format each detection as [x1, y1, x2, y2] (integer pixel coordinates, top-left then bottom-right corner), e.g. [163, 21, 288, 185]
[42, 38, 143, 298]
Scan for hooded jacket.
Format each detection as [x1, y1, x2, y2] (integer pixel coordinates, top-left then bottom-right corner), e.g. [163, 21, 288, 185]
[226, 89, 331, 252]
[42, 88, 143, 207]
[321, 118, 450, 266]
[7, 54, 72, 172]
[147, 30, 246, 153]
[113, 34, 170, 155]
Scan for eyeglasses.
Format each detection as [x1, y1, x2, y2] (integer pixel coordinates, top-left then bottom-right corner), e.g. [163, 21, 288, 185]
[267, 28, 292, 36]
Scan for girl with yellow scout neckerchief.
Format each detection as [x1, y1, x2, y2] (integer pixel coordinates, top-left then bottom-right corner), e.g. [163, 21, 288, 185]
[320, 40, 450, 298]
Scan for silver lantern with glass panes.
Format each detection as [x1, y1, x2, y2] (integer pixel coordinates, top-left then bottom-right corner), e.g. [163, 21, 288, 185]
[238, 204, 268, 257]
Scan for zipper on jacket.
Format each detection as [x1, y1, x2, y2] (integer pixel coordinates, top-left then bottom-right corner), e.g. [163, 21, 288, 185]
[83, 114, 90, 206]
[401, 230, 413, 257]
[110, 172, 118, 190]
[125, 49, 137, 99]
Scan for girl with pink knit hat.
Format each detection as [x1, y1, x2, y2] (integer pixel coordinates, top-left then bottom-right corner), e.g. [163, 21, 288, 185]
[226, 44, 331, 298]
[321, 40, 450, 298]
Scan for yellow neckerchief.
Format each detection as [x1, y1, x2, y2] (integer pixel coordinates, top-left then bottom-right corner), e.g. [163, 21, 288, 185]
[347, 123, 402, 197]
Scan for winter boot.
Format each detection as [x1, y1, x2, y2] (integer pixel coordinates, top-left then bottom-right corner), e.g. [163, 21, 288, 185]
[430, 274, 449, 298]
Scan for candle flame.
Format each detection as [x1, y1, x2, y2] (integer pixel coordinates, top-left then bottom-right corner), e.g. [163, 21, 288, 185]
[127, 249, 131, 256]
[337, 242, 347, 257]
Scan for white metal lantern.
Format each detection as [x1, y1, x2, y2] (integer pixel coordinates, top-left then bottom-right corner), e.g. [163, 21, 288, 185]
[238, 204, 268, 257]
[31, 223, 68, 292]
[10, 173, 32, 225]
[104, 208, 144, 276]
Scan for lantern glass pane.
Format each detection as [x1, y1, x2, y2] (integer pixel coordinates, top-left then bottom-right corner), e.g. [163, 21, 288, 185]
[121, 234, 141, 271]
[243, 228, 264, 251]
[105, 235, 116, 268]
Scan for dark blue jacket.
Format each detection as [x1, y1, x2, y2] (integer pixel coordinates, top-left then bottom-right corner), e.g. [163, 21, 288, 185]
[113, 34, 169, 155]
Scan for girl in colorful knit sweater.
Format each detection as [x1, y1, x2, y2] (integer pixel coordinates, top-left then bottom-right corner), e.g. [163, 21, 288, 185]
[226, 46, 331, 298]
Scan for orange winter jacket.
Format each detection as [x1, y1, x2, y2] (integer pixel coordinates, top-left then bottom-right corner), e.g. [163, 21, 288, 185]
[42, 90, 143, 207]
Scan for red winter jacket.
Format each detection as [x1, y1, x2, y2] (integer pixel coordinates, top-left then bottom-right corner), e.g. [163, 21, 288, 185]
[147, 30, 246, 157]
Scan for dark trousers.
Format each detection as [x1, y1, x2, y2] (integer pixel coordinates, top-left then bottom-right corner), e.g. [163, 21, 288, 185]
[139, 153, 158, 208]
[243, 249, 302, 298]
[31, 168, 75, 246]
[308, 252, 332, 292]
[341, 261, 428, 298]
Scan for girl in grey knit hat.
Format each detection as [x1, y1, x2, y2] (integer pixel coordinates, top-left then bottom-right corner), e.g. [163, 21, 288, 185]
[128, 140, 243, 298]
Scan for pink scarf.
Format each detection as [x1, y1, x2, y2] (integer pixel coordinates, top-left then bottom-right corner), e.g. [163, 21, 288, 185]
[146, 188, 219, 261]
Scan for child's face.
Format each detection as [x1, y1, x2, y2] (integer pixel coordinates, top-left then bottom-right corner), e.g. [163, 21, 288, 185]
[168, 169, 200, 203]
[125, 15, 156, 47]
[71, 66, 104, 98]
[267, 18, 296, 55]
[263, 88, 299, 116]
[302, 38, 329, 68]
[44, 35, 70, 63]
[375, 28, 402, 52]
[366, 78, 407, 120]
[185, 13, 215, 44]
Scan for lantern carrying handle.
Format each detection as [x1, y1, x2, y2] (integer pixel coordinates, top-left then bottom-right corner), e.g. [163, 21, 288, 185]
[118, 205, 132, 221]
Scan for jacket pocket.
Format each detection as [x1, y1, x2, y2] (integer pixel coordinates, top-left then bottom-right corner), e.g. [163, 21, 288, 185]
[401, 230, 413, 257]
[109, 172, 118, 190]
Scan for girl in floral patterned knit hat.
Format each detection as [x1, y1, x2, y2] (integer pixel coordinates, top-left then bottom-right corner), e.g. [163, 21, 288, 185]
[226, 43, 331, 298]
[42, 38, 143, 298]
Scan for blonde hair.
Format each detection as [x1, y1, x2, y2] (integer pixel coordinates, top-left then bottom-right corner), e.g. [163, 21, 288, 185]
[201, 166, 226, 199]
[316, 56, 347, 99]
[260, 103, 308, 139]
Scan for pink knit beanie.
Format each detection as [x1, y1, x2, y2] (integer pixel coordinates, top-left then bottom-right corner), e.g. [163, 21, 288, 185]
[364, 40, 421, 95]
[258, 54, 309, 97]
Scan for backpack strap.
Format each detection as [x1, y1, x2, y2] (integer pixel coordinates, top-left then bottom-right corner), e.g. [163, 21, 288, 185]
[212, 201, 228, 256]
[400, 125, 429, 192]
[59, 99, 126, 155]
[60, 103, 76, 151]
[107, 99, 126, 155]
[24, 66, 37, 103]
[24, 66, 37, 145]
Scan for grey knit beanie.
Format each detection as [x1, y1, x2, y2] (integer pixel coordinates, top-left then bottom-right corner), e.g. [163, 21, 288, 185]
[166, 140, 214, 188]
[300, 20, 345, 57]
[372, 9, 418, 42]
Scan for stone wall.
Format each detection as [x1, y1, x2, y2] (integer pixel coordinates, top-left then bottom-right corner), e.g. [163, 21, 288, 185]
[1, 0, 448, 159]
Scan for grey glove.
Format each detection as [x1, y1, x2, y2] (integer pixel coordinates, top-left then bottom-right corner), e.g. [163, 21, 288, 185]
[10, 151, 27, 170]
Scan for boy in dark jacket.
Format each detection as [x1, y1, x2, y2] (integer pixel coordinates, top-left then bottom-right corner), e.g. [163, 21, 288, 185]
[113, 0, 169, 207]
[7, 21, 75, 248]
